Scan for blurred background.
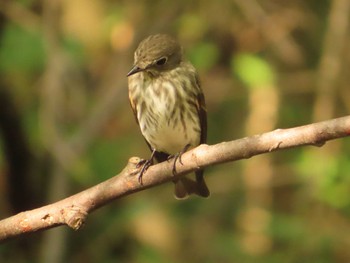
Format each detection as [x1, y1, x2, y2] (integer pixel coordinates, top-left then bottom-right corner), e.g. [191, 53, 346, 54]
[0, 0, 350, 262]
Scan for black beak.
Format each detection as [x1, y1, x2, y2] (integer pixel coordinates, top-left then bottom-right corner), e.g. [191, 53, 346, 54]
[127, 65, 143, 77]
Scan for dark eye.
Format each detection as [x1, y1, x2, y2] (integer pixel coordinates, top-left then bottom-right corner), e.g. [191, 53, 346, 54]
[155, 57, 167, 66]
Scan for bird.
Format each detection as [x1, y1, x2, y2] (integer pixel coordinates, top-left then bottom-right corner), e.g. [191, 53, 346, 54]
[127, 34, 210, 199]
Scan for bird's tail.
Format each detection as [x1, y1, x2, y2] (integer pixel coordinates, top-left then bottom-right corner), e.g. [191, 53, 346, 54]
[174, 170, 210, 199]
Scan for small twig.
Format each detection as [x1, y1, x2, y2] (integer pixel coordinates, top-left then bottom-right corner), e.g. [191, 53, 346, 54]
[0, 115, 350, 243]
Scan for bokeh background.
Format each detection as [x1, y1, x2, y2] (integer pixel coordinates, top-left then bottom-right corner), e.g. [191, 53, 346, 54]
[1, 0, 350, 262]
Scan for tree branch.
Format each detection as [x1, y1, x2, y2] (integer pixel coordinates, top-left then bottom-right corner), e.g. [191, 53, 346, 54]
[1, 115, 350, 243]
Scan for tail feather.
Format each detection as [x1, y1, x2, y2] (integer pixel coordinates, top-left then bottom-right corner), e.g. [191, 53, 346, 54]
[174, 170, 210, 199]
[195, 170, 210, 198]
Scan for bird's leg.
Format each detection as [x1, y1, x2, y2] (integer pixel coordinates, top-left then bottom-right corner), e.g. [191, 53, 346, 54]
[136, 149, 157, 185]
[167, 144, 191, 175]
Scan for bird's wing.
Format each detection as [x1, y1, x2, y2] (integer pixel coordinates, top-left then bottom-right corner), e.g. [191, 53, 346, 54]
[195, 75, 207, 145]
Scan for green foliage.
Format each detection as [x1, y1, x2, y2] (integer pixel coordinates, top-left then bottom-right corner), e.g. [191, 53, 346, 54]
[135, 246, 171, 263]
[270, 214, 305, 242]
[297, 151, 350, 209]
[0, 24, 45, 73]
[188, 42, 219, 71]
[232, 53, 276, 88]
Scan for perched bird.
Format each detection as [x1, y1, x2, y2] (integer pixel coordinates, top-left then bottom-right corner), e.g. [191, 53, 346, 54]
[127, 34, 210, 199]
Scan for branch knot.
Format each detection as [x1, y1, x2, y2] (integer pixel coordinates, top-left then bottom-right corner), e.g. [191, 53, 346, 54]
[62, 205, 88, 230]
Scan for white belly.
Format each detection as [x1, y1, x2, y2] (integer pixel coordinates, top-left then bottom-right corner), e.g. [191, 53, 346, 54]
[138, 81, 200, 154]
[143, 114, 200, 154]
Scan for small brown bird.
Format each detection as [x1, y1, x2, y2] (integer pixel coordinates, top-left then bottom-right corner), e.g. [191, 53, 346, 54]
[127, 34, 210, 199]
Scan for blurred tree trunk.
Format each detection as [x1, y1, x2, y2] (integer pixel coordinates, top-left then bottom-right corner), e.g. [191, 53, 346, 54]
[239, 85, 279, 256]
[39, 0, 69, 262]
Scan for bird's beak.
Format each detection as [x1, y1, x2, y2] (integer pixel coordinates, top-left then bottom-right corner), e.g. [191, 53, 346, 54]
[127, 65, 143, 77]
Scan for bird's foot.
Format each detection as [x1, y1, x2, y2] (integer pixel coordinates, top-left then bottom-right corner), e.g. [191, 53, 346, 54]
[136, 149, 157, 185]
[136, 159, 153, 185]
[167, 144, 191, 175]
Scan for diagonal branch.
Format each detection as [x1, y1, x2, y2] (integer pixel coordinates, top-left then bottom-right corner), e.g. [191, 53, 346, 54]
[0, 115, 350, 243]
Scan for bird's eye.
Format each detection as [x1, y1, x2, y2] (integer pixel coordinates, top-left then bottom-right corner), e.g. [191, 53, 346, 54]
[155, 57, 167, 66]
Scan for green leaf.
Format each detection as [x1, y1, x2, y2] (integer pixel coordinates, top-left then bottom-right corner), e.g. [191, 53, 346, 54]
[232, 53, 275, 88]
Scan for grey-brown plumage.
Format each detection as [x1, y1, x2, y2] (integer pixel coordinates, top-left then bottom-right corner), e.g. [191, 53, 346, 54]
[127, 34, 210, 199]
